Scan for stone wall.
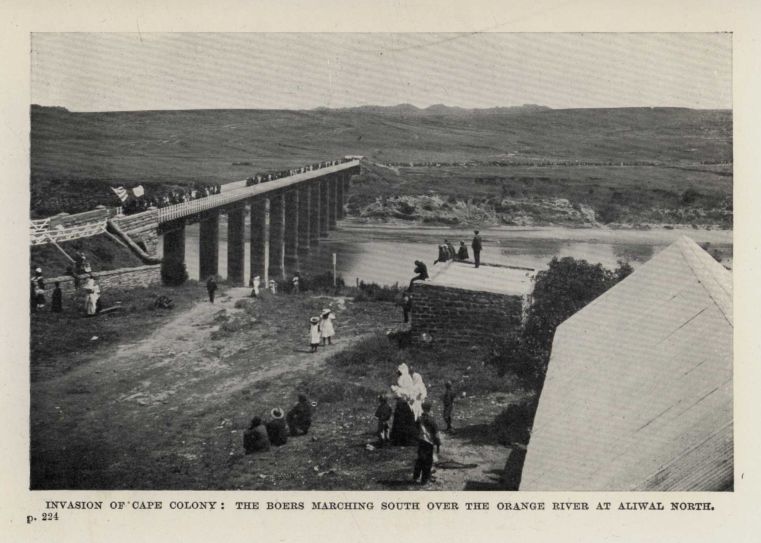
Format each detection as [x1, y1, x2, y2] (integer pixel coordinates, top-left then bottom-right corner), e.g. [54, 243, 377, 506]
[40, 264, 162, 298]
[111, 210, 160, 257]
[410, 282, 524, 346]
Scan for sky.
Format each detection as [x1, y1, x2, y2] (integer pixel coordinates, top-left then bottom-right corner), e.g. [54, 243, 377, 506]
[31, 33, 732, 111]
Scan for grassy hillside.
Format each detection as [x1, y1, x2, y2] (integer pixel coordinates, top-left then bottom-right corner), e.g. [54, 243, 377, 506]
[30, 104, 732, 225]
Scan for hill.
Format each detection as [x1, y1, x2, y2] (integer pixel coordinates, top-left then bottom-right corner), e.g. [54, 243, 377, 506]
[30, 104, 732, 225]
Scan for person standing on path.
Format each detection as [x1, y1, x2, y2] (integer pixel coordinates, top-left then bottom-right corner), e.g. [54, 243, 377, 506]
[399, 291, 413, 323]
[471, 230, 483, 268]
[309, 316, 321, 352]
[206, 276, 217, 303]
[83, 275, 100, 316]
[412, 401, 441, 485]
[442, 381, 455, 432]
[320, 308, 336, 345]
[51, 282, 63, 313]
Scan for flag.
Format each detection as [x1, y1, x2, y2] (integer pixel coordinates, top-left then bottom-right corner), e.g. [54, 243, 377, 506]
[111, 186, 128, 202]
[132, 185, 145, 198]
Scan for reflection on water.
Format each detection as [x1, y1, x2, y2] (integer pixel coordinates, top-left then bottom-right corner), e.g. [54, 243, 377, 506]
[167, 225, 732, 285]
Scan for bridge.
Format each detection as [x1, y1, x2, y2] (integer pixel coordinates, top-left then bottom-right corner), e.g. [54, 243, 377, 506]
[35, 158, 361, 286]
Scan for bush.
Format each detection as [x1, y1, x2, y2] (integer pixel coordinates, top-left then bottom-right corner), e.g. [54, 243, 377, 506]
[353, 281, 402, 303]
[161, 257, 188, 286]
[493, 400, 537, 446]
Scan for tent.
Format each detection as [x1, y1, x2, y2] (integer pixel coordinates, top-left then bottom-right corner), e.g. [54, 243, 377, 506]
[520, 236, 732, 491]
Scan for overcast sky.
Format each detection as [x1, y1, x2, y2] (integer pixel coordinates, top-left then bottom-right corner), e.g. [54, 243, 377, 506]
[31, 33, 732, 111]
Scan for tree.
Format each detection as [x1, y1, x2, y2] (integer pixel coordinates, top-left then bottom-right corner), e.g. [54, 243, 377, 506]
[489, 257, 633, 389]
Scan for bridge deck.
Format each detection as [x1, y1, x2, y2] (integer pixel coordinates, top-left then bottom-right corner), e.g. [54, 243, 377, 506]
[157, 160, 359, 223]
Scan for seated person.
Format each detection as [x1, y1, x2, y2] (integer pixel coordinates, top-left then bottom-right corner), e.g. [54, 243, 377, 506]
[265, 408, 289, 446]
[243, 417, 270, 453]
[286, 394, 313, 436]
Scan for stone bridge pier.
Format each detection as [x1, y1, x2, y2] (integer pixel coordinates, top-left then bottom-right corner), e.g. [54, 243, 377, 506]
[156, 162, 358, 287]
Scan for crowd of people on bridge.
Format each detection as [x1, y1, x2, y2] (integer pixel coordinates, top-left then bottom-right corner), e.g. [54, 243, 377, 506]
[117, 158, 353, 215]
[244, 158, 353, 187]
[120, 183, 222, 215]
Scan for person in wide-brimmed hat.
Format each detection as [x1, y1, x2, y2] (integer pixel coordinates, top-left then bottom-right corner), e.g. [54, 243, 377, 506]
[309, 316, 321, 352]
[320, 308, 336, 345]
[266, 408, 288, 446]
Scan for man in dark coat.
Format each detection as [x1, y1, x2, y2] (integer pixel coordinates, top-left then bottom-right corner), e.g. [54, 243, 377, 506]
[471, 230, 483, 268]
[243, 417, 271, 453]
[266, 408, 289, 446]
[286, 394, 313, 436]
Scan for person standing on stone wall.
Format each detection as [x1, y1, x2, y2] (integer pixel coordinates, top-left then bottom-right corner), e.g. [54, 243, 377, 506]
[471, 230, 483, 268]
[206, 276, 217, 303]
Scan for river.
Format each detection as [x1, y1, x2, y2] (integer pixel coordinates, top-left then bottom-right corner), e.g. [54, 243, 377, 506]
[161, 221, 733, 286]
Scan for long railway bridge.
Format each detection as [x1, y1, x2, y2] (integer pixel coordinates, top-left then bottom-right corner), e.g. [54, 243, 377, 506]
[34, 159, 361, 286]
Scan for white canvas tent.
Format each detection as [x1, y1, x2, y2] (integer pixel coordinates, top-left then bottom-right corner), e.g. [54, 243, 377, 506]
[520, 236, 732, 491]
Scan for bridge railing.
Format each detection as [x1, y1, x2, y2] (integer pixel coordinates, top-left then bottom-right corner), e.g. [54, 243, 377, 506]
[156, 159, 359, 224]
[31, 219, 107, 246]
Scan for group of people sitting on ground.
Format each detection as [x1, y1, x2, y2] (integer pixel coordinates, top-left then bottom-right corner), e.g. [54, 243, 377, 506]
[309, 309, 336, 352]
[243, 394, 314, 453]
[244, 159, 351, 187]
[30, 265, 101, 316]
[433, 239, 470, 265]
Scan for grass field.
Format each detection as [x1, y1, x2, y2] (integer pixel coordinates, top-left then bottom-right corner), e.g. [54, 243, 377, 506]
[31, 104, 732, 225]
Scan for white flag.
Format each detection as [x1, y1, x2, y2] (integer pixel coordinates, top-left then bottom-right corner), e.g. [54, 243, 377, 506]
[132, 185, 145, 198]
[111, 186, 128, 202]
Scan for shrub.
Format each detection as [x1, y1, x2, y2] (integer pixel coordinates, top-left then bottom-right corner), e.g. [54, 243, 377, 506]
[493, 400, 537, 446]
[353, 281, 402, 303]
[161, 257, 188, 286]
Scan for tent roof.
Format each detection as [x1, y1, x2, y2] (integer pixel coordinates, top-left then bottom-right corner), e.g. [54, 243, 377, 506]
[520, 236, 733, 491]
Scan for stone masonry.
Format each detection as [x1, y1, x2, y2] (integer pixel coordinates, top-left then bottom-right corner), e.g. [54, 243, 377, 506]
[409, 282, 523, 346]
[41, 265, 161, 298]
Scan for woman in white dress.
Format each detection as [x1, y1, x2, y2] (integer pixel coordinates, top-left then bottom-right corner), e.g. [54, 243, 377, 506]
[83, 276, 100, 316]
[409, 367, 427, 420]
[320, 308, 336, 345]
